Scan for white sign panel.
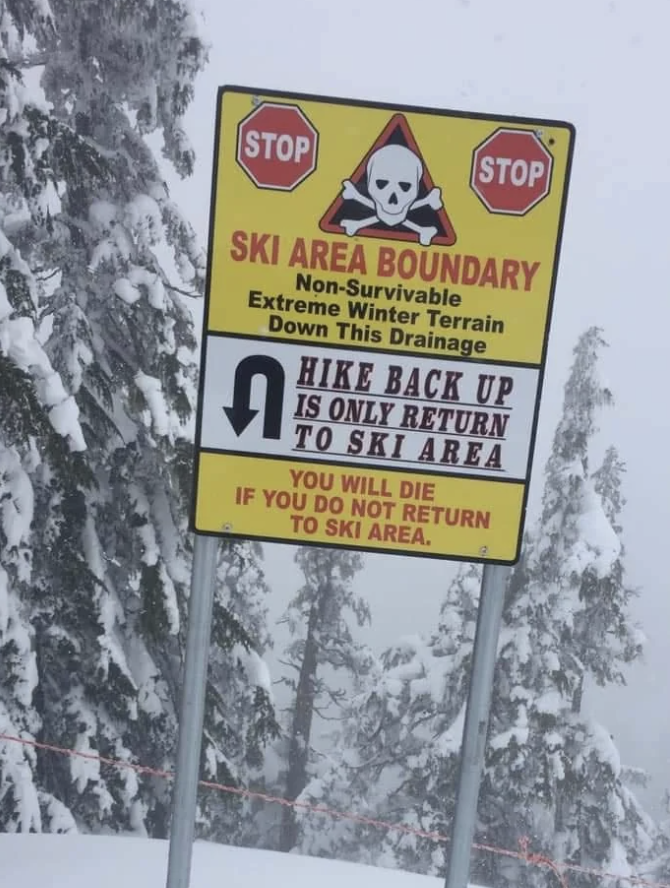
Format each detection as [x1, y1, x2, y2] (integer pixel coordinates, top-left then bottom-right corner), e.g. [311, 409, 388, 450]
[199, 335, 540, 482]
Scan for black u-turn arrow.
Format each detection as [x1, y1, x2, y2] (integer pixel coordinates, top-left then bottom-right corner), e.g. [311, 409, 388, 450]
[223, 355, 285, 439]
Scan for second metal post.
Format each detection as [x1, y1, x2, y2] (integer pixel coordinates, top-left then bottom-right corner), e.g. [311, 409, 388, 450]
[444, 562, 510, 888]
[165, 533, 219, 888]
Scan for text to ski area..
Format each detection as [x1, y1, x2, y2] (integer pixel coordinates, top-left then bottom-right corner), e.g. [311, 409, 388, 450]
[243, 471, 490, 548]
[217, 231, 550, 364]
[194, 453, 526, 560]
[199, 337, 540, 482]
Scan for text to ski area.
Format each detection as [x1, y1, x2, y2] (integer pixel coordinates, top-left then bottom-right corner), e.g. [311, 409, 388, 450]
[238, 470, 492, 549]
[227, 231, 544, 360]
[199, 338, 540, 483]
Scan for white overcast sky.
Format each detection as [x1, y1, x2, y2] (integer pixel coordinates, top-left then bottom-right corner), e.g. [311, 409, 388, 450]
[165, 0, 670, 811]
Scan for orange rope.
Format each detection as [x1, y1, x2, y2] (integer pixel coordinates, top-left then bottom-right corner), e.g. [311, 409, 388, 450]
[1, 732, 669, 888]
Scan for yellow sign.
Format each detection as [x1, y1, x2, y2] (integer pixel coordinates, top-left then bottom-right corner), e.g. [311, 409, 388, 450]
[191, 86, 575, 564]
[196, 454, 526, 563]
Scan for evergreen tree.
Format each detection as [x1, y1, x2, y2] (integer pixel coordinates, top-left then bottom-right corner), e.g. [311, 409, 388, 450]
[1, 1, 88, 832]
[296, 562, 480, 872]
[473, 328, 649, 888]
[277, 546, 370, 852]
[648, 791, 670, 886]
[32, 0, 207, 836]
[296, 329, 652, 887]
[197, 540, 280, 846]
[1, 0, 278, 837]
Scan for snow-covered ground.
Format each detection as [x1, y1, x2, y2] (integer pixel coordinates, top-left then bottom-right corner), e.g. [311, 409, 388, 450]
[0, 833, 484, 888]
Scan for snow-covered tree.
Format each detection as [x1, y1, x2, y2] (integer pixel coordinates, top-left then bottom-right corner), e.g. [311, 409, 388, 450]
[1, 1, 89, 832]
[296, 562, 480, 871]
[296, 329, 652, 887]
[648, 791, 670, 886]
[1, 0, 278, 838]
[277, 547, 371, 852]
[31, 0, 207, 836]
[474, 328, 650, 888]
[197, 541, 280, 846]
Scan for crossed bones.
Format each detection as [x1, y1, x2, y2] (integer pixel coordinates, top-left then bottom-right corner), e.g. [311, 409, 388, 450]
[339, 179, 444, 246]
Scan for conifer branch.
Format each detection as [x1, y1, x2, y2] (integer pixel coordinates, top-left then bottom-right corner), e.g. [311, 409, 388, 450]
[165, 282, 200, 299]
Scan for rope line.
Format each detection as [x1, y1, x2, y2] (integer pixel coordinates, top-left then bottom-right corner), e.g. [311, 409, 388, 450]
[1, 732, 668, 888]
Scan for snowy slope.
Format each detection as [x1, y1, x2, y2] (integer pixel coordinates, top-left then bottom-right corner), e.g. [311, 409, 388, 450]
[0, 834, 486, 888]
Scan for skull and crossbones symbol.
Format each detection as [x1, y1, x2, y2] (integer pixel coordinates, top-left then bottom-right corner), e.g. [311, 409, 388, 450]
[339, 145, 443, 246]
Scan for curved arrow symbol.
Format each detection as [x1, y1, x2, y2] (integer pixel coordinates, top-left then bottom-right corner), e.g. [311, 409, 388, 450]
[223, 355, 285, 440]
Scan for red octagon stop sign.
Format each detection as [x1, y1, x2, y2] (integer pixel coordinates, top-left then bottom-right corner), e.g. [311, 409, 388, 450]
[236, 102, 319, 192]
[470, 128, 553, 215]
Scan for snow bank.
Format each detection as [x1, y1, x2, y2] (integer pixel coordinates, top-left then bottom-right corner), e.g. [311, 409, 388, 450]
[0, 833, 488, 888]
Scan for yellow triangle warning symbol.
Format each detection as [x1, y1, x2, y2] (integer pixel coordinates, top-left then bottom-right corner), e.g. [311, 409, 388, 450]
[319, 113, 457, 247]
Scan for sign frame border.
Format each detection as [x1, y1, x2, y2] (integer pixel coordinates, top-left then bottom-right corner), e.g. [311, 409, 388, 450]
[189, 84, 576, 566]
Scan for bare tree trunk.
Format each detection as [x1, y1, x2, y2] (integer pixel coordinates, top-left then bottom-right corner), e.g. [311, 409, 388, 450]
[279, 597, 322, 852]
[572, 673, 583, 714]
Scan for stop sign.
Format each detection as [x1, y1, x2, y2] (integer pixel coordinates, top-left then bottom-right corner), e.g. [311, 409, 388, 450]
[236, 102, 319, 192]
[470, 128, 553, 215]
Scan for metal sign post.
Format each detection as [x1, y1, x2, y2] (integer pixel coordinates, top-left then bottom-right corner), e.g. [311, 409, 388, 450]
[444, 563, 510, 888]
[165, 533, 219, 888]
[182, 83, 574, 888]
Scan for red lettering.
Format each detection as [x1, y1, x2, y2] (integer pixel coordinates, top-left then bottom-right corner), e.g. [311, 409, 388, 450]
[314, 495, 344, 514]
[351, 498, 396, 520]
[399, 480, 435, 501]
[377, 246, 395, 277]
[310, 238, 329, 269]
[230, 229, 247, 261]
[461, 509, 475, 528]
[325, 518, 361, 539]
[501, 259, 520, 290]
[367, 522, 429, 546]
[229, 230, 279, 264]
[288, 238, 367, 273]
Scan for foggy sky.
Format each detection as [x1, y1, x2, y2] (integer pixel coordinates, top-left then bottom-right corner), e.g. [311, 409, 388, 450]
[165, 0, 670, 813]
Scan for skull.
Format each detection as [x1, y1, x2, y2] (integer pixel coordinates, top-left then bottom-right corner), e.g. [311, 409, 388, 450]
[366, 145, 422, 227]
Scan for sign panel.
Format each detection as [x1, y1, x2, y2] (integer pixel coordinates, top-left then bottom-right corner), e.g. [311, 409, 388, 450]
[191, 86, 575, 563]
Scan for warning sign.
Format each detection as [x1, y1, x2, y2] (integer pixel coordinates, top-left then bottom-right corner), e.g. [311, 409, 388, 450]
[196, 453, 525, 560]
[201, 337, 539, 481]
[470, 128, 554, 216]
[192, 85, 575, 564]
[319, 113, 456, 246]
[236, 102, 319, 191]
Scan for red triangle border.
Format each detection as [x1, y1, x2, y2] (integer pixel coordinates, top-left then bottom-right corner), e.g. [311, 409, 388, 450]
[319, 113, 457, 247]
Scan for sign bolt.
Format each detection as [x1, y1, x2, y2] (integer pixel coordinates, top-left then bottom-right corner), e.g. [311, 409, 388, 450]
[479, 546, 489, 556]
